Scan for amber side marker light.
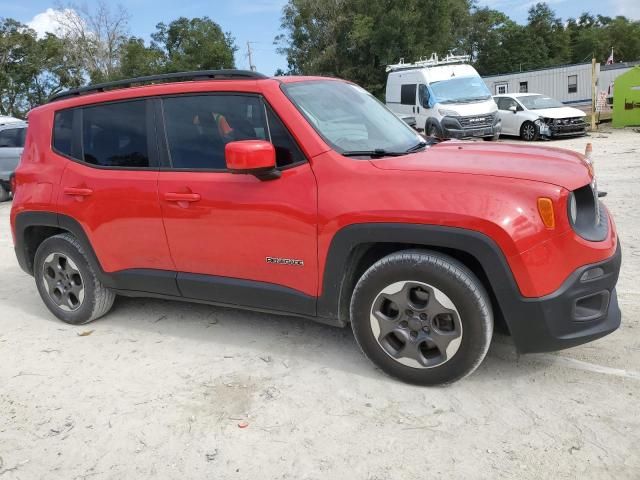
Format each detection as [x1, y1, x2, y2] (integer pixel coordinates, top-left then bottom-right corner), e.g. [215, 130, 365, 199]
[537, 198, 555, 229]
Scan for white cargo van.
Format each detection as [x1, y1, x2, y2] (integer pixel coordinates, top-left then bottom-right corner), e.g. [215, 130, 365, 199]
[385, 54, 501, 140]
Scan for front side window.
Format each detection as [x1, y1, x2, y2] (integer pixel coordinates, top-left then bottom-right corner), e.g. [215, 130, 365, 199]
[0, 127, 25, 148]
[82, 100, 149, 168]
[283, 81, 422, 154]
[162, 94, 304, 170]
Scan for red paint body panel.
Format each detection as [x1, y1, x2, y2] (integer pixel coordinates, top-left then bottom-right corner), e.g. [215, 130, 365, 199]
[10, 75, 619, 305]
[157, 165, 318, 295]
[56, 160, 174, 272]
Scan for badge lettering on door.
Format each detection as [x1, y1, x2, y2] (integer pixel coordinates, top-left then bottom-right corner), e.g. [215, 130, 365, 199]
[266, 257, 304, 266]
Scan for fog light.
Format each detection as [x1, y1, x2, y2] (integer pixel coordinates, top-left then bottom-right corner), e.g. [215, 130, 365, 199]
[581, 267, 604, 282]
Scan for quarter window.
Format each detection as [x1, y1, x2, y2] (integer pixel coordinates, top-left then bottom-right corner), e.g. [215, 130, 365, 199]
[53, 110, 74, 157]
[400, 84, 417, 105]
[568, 75, 578, 94]
[82, 100, 150, 168]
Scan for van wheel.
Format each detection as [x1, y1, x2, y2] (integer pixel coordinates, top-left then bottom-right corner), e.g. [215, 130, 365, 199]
[426, 122, 442, 138]
[34, 233, 115, 325]
[520, 121, 539, 141]
[350, 250, 493, 385]
[0, 185, 10, 202]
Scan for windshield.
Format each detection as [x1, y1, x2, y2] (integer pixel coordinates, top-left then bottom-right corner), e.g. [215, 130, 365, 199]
[518, 95, 564, 110]
[429, 76, 491, 104]
[282, 81, 422, 154]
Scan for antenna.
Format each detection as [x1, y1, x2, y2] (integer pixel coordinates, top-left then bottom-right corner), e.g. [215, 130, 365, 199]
[386, 53, 471, 72]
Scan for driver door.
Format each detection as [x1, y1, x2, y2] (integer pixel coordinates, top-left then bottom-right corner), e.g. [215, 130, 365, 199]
[155, 93, 318, 315]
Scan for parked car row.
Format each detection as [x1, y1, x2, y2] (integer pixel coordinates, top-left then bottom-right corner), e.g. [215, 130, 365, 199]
[384, 54, 587, 142]
[0, 116, 27, 202]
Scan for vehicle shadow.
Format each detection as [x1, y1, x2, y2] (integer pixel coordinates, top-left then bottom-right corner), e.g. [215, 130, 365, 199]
[1, 266, 549, 385]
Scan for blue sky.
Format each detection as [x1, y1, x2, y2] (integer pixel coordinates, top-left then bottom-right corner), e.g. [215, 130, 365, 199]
[4, 0, 639, 75]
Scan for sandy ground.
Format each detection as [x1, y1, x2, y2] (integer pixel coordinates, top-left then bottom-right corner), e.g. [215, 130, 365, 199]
[1, 127, 639, 480]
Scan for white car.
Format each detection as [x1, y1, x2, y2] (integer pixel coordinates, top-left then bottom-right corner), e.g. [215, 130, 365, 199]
[494, 93, 587, 141]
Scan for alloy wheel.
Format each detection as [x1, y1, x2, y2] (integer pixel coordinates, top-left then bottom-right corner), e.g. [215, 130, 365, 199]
[369, 281, 463, 369]
[42, 253, 85, 312]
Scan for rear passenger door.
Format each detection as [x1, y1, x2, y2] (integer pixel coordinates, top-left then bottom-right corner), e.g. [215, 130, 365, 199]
[155, 93, 318, 315]
[55, 100, 175, 280]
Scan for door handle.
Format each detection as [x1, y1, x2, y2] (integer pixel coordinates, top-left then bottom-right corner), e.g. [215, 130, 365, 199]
[63, 187, 93, 197]
[164, 192, 201, 208]
[164, 192, 201, 203]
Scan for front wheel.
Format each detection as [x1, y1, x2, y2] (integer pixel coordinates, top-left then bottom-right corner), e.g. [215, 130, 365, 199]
[520, 121, 539, 141]
[350, 250, 493, 385]
[426, 121, 442, 139]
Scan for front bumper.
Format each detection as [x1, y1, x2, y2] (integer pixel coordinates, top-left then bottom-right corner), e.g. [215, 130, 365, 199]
[441, 116, 501, 139]
[506, 241, 622, 353]
[539, 120, 587, 138]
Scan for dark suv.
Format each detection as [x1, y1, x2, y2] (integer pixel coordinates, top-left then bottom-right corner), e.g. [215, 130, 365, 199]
[10, 70, 621, 385]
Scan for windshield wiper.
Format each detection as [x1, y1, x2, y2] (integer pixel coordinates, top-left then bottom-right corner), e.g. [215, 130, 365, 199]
[405, 141, 429, 153]
[341, 148, 407, 158]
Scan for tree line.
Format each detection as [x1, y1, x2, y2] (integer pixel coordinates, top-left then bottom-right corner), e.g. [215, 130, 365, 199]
[277, 0, 640, 96]
[2, 0, 640, 116]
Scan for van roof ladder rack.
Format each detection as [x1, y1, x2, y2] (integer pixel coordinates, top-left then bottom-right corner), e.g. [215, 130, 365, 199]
[48, 69, 267, 103]
[386, 53, 471, 72]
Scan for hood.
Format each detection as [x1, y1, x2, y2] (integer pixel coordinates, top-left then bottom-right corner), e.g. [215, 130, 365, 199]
[529, 106, 586, 119]
[439, 98, 497, 116]
[370, 141, 592, 191]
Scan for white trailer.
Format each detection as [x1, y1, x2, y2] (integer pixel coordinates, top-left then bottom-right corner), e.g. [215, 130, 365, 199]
[482, 61, 639, 107]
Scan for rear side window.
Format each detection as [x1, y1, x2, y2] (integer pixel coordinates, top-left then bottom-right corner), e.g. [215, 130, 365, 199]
[0, 127, 26, 148]
[400, 84, 417, 105]
[82, 100, 149, 168]
[53, 110, 74, 156]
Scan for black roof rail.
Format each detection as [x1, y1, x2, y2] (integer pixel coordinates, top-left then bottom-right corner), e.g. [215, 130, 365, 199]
[48, 69, 267, 103]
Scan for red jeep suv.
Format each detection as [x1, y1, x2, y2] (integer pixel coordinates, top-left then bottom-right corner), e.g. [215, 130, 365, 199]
[10, 70, 621, 385]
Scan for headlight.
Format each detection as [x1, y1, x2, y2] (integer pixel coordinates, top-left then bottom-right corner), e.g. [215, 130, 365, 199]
[438, 108, 459, 117]
[568, 192, 577, 224]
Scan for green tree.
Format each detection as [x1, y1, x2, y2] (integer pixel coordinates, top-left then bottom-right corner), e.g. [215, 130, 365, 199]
[152, 17, 237, 72]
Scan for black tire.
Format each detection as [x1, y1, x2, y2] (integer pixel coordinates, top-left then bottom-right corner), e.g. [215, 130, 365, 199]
[426, 121, 442, 138]
[350, 250, 493, 385]
[520, 121, 539, 141]
[0, 185, 10, 202]
[34, 233, 115, 325]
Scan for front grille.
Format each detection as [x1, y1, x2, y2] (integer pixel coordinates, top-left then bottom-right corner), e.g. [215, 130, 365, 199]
[458, 113, 495, 129]
[554, 117, 586, 126]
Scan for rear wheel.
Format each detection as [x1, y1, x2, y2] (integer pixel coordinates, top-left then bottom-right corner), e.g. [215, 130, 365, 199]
[34, 233, 115, 325]
[520, 121, 539, 141]
[350, 250, 493, 385]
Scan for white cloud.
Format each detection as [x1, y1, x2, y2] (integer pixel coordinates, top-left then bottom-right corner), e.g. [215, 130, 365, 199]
[26, 7, 82, 38]
[27, 8, 64, 38]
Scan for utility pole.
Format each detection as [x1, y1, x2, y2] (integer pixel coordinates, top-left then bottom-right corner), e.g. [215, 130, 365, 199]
[247, 42, 256, 72]
[591, 55, 597, 131]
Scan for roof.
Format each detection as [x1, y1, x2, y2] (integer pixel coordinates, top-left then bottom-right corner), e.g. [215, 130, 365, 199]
[493, 93, 543, 98]
[0, 115, 23, 126]
[48, 69, 268, 103]
[0, 120, 27, 129]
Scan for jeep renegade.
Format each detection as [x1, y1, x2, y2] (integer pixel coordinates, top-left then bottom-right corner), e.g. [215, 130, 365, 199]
[10, 70, 621, 385]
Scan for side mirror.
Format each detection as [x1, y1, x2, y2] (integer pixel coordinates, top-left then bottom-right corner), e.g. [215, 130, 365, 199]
[225, 140, 280, 181]
[508, 105, 518, 113]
